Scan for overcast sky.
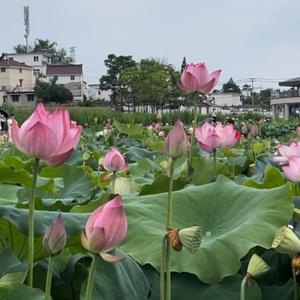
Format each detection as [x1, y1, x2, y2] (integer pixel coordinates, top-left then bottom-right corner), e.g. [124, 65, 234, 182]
[1, 0, 300, 90]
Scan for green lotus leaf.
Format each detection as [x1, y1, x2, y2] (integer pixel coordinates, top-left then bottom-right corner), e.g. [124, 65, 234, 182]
[121, 176, 293, 283]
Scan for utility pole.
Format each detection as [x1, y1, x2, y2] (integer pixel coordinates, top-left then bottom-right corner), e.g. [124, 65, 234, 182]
[250, 78, 255, 106]
[24, 6, 30, 52]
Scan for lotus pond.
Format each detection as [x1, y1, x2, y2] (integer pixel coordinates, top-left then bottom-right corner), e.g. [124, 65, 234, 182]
[0, 107, 300, 300]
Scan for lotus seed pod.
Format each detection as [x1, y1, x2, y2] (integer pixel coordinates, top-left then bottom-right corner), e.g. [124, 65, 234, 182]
[247, 254, 270, 278]
[272, 226, 300, 257]
[178, 226, 202, 255]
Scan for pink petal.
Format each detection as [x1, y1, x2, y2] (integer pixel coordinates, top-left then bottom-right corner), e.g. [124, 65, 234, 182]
[19, 121, 57, 159]
[100, 252, 125, 263]
[11, 118, 23, 152]
[45, 149, 74, 166]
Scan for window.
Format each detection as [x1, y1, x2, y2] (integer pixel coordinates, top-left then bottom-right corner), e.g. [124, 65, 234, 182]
[34, 56, 39, 62]
[27, 94, 34, 102]
[1, 68, 5, 72]
[70, 75, 75, 80]
[11, 95, 20, 102]
[19, 69, 22, 73]
[47, 56, 51, 62]
[33, 69, 40, 76]
[3, 96, 7, 103]
[1, 85, 6, 91]
[19, 79, 23, 87]
[98, 91, 101, 95]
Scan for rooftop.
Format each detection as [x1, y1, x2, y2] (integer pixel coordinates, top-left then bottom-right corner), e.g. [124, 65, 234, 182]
[0, 58, 32, 69]
[279, 77, 300, 88]
[46, 64, 82, 75]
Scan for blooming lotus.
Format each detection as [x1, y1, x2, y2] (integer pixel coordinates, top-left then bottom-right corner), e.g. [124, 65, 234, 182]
[195, 122, 240, 152]
[43, 214, 66, 256]
[273, 143, 300, 165]
[178, 63, 221, 94]
[11, 103, 82, 166]
[81, 195, 127, 262]
[282, 156, 300, 182]
[103, 148, 127, 172]
[161, 120, 189, 158]
[195, 122, 221, 152]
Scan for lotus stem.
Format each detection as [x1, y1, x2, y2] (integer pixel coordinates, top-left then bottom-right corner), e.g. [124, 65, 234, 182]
[213, 149, 217, 172]
[240, 275, 248, 300]
[45, 256, 54, 300]
[188, 93, 198, 167]
[85, 253, 99, 300]
[160, 234, 168, 300]
[293, 267, 298, 300]
[28, 158, 39, 287]
[165, 158, 175, 300]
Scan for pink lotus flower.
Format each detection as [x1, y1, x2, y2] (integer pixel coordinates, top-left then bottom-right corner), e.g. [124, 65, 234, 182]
[161, 120, 189, 158]
[195, 122, 240, 152]
[217, 123, 241, 148]
[43, 214, 66, 256]
[103, 148, 127, 172]
[250, 123, 259, 136]
[241, 123, 248, 134]
[11, 103, 82, 166]
[195, 122, 222, 152]
[81, 195, 128, 262]
[282, 156, 300, 182]
[273, 143, 300, 165]
[178, 63, 221, 94]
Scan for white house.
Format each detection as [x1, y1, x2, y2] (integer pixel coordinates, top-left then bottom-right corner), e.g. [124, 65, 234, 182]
[46, 64, 84, 101]
[88, 84, 111, 101]
[210, 93, 242, 107]
[6, 52, 54, 80]
[0, 56, 36, 106]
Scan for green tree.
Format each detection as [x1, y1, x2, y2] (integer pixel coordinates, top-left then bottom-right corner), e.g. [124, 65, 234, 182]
[14, 44, 32, 53]
[120, 59, 180, 113]
[99, 54, 136, 110]
[222, 78, 241, 93]
[13, 39, 71, 63]
[34, 79, 73, 104]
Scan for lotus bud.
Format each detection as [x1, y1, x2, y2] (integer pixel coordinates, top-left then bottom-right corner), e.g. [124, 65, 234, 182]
[296, 127, 300, 136]
[271, 226, 300, 256]
[43, 214, 66, 256]
[157, 112, 162, 120]
[161, 120, 189, 158]
[103, 148, 127, 172]
[158, 131, 165, 138]
[178, 226, 202, 255]
[247, 254, 270, 278]
[81, 195, 128, 262]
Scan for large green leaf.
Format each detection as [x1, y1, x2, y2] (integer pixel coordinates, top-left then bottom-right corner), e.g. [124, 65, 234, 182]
[143, 265, 262, 300]
[243, 165, 286, 189]
[0, 184, 23, 205]
[0, 283, 45, 300]
[121, 176, 293, 283]
[80, 250, 151, 300]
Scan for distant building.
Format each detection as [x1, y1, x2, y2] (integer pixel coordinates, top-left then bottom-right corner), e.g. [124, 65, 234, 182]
[46, 64, 84, 101]
[0, 56, 36, 106]
[88, 84, 111, 101]
[271, 77, 300, 119]
[210, 93, 242, 107]
[7, 52, 54, 79]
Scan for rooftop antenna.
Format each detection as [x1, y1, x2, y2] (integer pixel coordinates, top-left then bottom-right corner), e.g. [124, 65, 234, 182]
[24, 6, 30, 52]
[70, 46, 76, 63]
